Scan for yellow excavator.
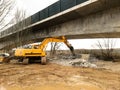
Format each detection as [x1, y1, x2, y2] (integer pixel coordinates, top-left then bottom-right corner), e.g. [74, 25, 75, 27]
[14, 36, 75, 64]
[0, 53, 10, 63]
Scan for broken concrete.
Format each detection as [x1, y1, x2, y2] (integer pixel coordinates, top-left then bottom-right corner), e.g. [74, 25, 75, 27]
[70, 59, 97, 68]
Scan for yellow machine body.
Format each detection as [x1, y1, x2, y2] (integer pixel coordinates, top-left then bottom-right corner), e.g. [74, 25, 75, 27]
[15, 49, 46, 57]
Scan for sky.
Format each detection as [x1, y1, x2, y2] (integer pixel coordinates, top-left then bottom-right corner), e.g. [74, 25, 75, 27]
[15, 0, 59, 15]
[15, 0, 120, 49]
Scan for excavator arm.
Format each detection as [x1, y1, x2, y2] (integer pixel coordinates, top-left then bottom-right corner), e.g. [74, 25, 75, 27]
[39, 36, 76, 57]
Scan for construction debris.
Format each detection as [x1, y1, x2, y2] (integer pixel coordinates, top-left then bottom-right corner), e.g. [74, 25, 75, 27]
[70, 59, 97, 68]
[50, 58, 97, 68]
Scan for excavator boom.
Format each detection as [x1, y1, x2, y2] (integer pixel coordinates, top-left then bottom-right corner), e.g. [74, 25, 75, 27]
[38, 36, 75, 56]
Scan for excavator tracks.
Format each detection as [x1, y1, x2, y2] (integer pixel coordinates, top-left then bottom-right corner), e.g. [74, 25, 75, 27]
[41, 57, 47, 65]
[22, 58, 29, 65]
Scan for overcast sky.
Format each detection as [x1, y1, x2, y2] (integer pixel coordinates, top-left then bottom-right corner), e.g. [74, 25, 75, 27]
[15, 0, 120, 49]
[16, 0, 59, 15]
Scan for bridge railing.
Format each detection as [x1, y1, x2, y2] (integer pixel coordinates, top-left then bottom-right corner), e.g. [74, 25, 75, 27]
[31, 0, 88, 24]
[0, 0, 88, 38]
[0, 16, 31, 38]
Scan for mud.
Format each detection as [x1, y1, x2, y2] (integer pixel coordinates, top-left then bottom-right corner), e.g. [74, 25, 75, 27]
[1, 84, 102, 90]
[0, 62, 120, 90]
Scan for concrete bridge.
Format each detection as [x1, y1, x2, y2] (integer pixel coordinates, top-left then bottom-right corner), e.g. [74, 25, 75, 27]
[0, 0, 120, 50]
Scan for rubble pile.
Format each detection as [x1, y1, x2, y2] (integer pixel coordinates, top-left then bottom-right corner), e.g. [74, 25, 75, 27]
[70, 59, 97, 68]
[49, 53, 98, 68]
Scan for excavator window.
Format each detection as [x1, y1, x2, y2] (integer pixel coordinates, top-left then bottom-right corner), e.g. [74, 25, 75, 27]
[23, 45, 32, 49]
[33, 45, 38, 49]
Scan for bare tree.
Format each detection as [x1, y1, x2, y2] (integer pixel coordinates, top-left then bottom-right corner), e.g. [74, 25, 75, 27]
[0, 0, 14, 30]
[94, 38, 116, 60]
[50, 42, 62, 57]
[12, 9, 27, 24]
[12, 9, 27, 47]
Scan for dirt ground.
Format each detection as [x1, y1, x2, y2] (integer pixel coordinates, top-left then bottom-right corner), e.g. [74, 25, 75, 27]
[0, 60, 120, 90]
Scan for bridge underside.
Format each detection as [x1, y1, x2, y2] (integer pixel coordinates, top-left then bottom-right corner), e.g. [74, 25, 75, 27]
[0, 0, 120, 50]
